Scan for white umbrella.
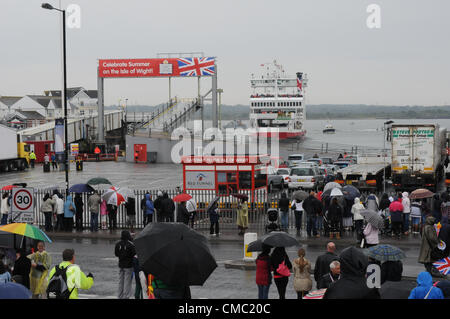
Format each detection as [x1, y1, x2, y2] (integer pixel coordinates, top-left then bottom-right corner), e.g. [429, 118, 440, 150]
[324, 182, 342, 192]
[330, 188, 343, 197]
[116, 187, 135, 199]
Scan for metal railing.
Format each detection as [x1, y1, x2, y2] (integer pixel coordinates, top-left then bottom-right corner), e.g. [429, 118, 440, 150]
[0, 188, 308, 233]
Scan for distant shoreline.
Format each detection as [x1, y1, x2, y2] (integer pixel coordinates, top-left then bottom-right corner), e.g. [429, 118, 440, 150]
[106, 104, 450, 120]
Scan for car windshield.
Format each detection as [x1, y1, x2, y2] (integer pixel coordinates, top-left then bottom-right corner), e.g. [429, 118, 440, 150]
[291, 168, 315, 176]
[288, 156, 303, 161]
[277, 169, 289, 175]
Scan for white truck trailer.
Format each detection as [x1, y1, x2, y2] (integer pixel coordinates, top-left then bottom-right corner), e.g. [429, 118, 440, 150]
[391, 124, 447, 191]
[0, 124, 29, 172]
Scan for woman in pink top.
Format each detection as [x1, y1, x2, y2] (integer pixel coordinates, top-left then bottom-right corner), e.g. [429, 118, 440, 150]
[100, 199, 108, 230]
[363, 222, 379, 248]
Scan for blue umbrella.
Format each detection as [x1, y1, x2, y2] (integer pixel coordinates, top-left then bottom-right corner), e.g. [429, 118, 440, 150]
[68, 183, 94, 193]
[0, 282, 31, 299]
[342, 185, 361, 201]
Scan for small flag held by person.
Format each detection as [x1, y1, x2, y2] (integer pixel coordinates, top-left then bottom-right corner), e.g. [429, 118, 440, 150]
[433, 257, 450, 275]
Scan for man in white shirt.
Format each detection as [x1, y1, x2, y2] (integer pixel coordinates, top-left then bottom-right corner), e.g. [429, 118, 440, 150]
[53, 192, 65, 232]
[402, 192, 411, 235]
[291, 198, 304, 236]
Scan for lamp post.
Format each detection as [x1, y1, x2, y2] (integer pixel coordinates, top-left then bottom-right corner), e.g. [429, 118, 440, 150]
[42, 3, 69, 196]
[383, 120, 394, 193]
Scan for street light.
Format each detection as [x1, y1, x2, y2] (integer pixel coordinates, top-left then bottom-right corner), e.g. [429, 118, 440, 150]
[42, 3, 69, 196]
[383, 120, 394, 193]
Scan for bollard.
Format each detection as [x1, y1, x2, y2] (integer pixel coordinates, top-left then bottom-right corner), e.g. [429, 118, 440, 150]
[243, 232, 257, 262]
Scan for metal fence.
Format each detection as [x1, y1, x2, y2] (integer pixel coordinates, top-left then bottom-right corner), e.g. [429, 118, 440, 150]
[0, 188, 303, 233]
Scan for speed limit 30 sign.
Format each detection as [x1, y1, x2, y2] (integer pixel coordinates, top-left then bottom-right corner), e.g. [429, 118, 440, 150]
[11, 187, 35, 223]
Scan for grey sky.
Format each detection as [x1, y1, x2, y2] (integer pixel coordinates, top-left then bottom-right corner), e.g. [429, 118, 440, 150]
[1, 0, 449, 106]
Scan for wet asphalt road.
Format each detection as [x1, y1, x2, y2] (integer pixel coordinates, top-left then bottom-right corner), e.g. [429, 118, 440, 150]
[44, 235, 425, 299]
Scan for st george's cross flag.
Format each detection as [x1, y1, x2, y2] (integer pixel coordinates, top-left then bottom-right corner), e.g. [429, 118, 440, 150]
[433, 257, 450, 275]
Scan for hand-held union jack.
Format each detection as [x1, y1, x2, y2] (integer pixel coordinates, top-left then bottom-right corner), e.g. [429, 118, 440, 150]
[177, 57, 215, 77]
[433, 257, 450, 275]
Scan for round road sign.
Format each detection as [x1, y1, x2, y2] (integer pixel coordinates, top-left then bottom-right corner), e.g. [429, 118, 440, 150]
[13, 189, 33, 211]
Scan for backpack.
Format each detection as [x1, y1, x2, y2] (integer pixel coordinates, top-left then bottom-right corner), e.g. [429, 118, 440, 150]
[47, 265, 74, 299]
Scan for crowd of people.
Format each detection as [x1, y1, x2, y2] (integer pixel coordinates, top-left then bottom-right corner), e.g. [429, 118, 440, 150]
[278, 188, 450, 244]
[255, 241, 450, 299]
[0, 241, 93, 299]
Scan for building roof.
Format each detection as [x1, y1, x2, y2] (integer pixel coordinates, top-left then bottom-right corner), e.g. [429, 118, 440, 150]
[44, 87, 89, 100]
[16, 111, 46, 120]
[85, 90, 98, 99]
[0, 96, 22, 107]
[27, 95, 62, 108]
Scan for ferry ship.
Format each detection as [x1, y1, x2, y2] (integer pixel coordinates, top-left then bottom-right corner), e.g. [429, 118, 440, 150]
[249, 61, 307, 140]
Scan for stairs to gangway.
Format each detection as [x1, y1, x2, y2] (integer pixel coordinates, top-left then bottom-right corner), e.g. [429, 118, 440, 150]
[127, 97, 203, 136]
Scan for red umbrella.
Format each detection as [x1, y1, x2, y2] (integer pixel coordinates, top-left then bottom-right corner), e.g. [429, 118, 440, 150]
[102, 187, 126, 206]
[173, 193, 192, 202]
[1, 185, 19, 191]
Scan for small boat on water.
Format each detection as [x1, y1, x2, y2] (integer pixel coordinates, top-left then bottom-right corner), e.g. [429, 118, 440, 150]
[323, 123, 335, 134]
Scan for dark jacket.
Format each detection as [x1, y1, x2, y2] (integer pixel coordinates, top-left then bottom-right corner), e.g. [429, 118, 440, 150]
[328, 201, 343, 222]
[418, 216, 439, 264]
[318, 272, 340, 289]
[178, 203, 190, 224]
[380, 280, 418, 299]
[270, 247, 292, 279]
[154, 195, 163, 213]
[323, 246, 380, 299]
[278, 194, 290, 213]
[12, 255, 31, 289]
[379, 194, 391, 212]
[303, 195, 322, 216]
[381, 261, 403, 284]
[74, 195, 83, 216]
[313, 251, 339, 283]
[114, 231, 136, 269]
[161, 194, 175, 218]
[125, 198, 136, 216]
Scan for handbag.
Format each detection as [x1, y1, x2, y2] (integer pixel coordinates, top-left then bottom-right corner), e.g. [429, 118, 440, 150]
[276, 260, 291, 277]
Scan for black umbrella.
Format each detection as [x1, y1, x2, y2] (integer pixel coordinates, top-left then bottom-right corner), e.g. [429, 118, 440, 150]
[342, 185, 361, 201]
[134, 223, 217, 286]
[207, 196, 220, 211]
[247, 231, 299, 252]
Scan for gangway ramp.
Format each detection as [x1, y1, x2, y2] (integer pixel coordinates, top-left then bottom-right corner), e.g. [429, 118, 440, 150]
[18, 110, 123, 143]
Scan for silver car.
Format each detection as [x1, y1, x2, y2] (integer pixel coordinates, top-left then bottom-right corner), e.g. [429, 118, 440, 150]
[288, 166, 322, 190]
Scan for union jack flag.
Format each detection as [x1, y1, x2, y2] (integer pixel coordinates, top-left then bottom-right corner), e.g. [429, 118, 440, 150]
[433, 257, 450, 275]
[296, 72, 303, 92]
[176, 57, 215, 76]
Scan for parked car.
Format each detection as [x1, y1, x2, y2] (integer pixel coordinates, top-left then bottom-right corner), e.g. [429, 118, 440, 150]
[307, 158, 323, 166]
[276, 167, 291, 188]
[321, 157, 334, 165]
[287, 166, 323, 190]
[287, 154, 305, 167]
[265, 166, 285, 192]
